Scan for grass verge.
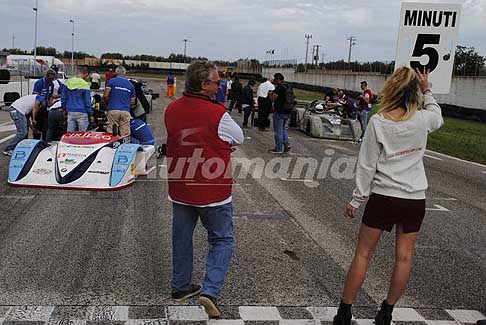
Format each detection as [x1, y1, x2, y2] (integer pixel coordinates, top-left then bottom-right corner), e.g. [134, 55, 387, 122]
[294, 88, 486, 165]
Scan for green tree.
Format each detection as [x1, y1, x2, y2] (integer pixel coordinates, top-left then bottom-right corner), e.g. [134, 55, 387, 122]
[101, 52, 124, 59]
[454, 46, 485, 76]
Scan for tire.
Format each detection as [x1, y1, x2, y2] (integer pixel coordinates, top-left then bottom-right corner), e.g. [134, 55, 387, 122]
[306, 121, 311, 135]
[4, 92, 20, 106]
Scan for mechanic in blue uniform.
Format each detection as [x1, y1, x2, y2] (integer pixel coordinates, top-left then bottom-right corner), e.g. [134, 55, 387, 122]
[32, 69, 57, 140]
[130, 118, 156, 145]
[103, 66, 136, 136]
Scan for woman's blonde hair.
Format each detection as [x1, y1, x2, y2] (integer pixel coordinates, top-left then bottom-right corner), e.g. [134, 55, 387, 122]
[378, 66, 422, 121]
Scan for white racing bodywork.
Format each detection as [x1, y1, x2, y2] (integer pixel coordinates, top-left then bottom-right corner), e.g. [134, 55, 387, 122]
[8, 132, 155, 190]
[297, 102, 362, 141]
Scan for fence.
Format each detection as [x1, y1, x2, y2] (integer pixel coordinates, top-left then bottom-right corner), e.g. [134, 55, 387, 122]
[263, 67, 486, 112]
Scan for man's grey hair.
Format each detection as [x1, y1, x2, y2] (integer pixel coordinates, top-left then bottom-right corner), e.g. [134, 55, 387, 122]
[185, 61, 217, 93]
[115, 65, 127, 75]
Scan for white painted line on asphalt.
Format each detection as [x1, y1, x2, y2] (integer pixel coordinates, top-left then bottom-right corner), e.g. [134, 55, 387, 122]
[426, 205, 450, 212]
[280, 178, 317, 183]
[482, 171, 486, 174]
[354, 320, 375, 325]
[208, 320, 244, 325]
[6, 306, 55, 321]
[306, 307, 338, 321]
[168, 306, 208, 321]
[426, 149, 486, 169]
[392, 308, 427, 322]
[0, 125, 16, 132]
[0, 134, 15, 144]
[87, 306, 129, 321]
[424, 154, 443, 161]
[239, 306, 282, 321]
[280, 320, 321, 325]
[0, 121, 14, 127]
[0, 195, 36, 200]
[430, 198, 457, 201]
[445, 309, 485, 323]
[425, 321, 460, 325]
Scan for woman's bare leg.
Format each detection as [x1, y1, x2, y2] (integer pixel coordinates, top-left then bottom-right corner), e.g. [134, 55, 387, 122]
[386, 224, 419, 305]
[342, 223, 383, 304]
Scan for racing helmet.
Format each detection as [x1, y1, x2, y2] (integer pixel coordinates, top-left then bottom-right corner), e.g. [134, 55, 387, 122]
[315, 104, 324, 113]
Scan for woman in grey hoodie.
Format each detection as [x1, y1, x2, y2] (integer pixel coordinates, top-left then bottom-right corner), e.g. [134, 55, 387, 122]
[333, 67, 443, 325]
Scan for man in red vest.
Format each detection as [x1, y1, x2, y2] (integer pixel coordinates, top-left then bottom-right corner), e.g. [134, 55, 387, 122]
[165, 61, 244, 319]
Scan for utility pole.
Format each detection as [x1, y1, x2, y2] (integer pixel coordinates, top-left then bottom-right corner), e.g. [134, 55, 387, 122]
[33, 0, 38, 74]
[304, 34, 312, 72]
[183, 39, 188, 62]
[70, 19, 75, 75]
[347, 36, 357, 64]
[12, 34, 16, 49]
[314, 44, 321, 67]
[311, 45, 316, 70]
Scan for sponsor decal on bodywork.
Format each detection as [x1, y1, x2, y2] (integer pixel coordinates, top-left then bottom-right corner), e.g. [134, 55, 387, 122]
[32, 168, 52, 175]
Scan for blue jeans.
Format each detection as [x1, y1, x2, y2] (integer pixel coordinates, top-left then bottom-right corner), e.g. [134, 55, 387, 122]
[273, 113, 290, 152]
[360, 110, 369, 136]
[4, 108, 28, 151]
[172, 202, 233, 299]
[67, 112, 89, 132]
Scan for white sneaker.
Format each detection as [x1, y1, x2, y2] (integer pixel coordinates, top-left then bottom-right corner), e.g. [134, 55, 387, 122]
[3, 150, 13, 157]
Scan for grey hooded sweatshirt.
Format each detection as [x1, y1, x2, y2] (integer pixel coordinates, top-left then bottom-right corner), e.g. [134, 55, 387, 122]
[350, 93, 444, 208]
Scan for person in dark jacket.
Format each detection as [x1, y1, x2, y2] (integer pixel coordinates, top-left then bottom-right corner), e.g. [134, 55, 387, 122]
[241, 80, 256, 128]
[228, 76, 242, 114]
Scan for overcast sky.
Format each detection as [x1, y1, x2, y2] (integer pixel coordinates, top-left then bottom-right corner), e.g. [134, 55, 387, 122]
[1, 0, 485, 63]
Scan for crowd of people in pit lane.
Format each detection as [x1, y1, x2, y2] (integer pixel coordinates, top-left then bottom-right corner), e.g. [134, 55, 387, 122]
[217, 73, 374, 152]
[3, 65, 155, 156]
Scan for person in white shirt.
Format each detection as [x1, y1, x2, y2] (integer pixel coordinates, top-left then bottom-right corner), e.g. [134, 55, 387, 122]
[333, 67, 443, 325]
[90, 70, 101, 90]
[3, 95, 44, 156]
[256, 76, 275, 131]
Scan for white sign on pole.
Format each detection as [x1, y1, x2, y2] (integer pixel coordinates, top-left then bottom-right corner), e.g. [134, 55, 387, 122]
[395, 2, 462, 94]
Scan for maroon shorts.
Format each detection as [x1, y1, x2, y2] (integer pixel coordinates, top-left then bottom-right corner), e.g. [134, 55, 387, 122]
[362, 193, 426, 233]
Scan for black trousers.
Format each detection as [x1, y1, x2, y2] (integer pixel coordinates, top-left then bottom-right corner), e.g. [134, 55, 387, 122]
[243, 105, 253, 126]
[257, 97, 272, 129]
[33, 107, 48, 140]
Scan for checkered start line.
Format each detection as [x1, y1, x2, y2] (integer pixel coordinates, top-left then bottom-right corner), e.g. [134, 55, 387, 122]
[0, 306, 484, 324]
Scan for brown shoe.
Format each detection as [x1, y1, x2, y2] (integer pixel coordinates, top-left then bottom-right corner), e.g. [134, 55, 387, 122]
[199, 294, 221, 319]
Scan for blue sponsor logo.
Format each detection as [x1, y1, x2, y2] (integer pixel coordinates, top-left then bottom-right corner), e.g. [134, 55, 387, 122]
[116, 155, 129, 164]
[13, 151, 26, 160]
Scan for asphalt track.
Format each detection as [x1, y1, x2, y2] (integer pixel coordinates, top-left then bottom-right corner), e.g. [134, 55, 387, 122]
[0, 80, 484, 323]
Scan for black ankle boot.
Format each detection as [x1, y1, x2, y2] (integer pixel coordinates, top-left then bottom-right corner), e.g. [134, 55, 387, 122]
[374, 300, 394, 325]
[333, 300, 352, 325]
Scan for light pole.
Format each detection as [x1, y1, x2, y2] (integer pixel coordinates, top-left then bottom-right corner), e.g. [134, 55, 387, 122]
[347, 36, 357, 65]
[33, 0, 38, 75]
[12, 34, 16, 49]
[70, 19, 75, 75]
[304, 34, 312, 72]
[183, 39, 188, 62]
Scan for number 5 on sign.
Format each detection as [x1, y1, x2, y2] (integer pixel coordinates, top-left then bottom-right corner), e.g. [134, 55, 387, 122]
[395, 2, 462, 94]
